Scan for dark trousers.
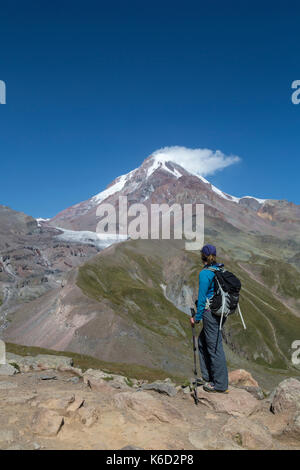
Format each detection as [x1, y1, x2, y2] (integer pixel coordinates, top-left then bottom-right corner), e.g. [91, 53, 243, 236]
[198, 309, 228, 391]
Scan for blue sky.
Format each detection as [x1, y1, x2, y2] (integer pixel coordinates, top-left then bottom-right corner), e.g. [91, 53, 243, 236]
[0, 0, 300, 218]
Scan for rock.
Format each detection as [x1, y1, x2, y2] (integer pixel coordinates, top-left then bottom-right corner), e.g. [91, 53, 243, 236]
[229, 369, 259, 388]
[221, 417, 275, 450]
[3, 392, 37, 405]
[83, 369, 124, 393]
[5, 353, 73, 373]
[78, 406, 99, 427]
[0, 363, 18, 376]
[196, 386, 259, 417]
[283, 412, 300, 439]
[37, 395, 75, 412]
[67, 396, 85, 412]
[270, 378, 300, 414]
[240, 386, 264, 400]
[67, 376, 80, 384]
[229, 369, 264, 400]
[113, 391, 183, 424]
[32, 409, 64, 436]
[188, 429, 242, 450]
[40, 374, 57, 380]
[140, 381, 177, 397]
[83, 369, 132, 390]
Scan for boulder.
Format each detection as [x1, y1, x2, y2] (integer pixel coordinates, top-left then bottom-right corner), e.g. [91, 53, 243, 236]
[270, 378, 300, 414]
[32, 409, 64, 437]
[280, 412, 300, 439]
[196, 386, 259, 417]
[229, 369, 259, 388]
[221, 416, 275, 450]
[229, 369, 264, 400]
[140, 381, 177, 397]
[113, 391, 183, 423]
[0, 363, 18, 376]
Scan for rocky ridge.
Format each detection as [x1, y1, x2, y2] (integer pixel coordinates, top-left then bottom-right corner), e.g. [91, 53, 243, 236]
[0, 353, 299, 450]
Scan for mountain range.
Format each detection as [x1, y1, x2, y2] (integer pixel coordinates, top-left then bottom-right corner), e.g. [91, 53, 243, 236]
[1, 151, 300, 387]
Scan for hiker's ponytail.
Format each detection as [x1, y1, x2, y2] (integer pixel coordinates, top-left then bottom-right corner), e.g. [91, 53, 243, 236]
[206, 254, 216, 266]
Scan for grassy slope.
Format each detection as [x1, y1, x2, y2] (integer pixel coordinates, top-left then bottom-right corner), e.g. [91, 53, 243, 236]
[76, 238, 300, 375]
[5, 342, 185, 383]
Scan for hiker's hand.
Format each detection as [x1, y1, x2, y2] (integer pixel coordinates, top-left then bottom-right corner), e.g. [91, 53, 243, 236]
[190, 317, 195, 326]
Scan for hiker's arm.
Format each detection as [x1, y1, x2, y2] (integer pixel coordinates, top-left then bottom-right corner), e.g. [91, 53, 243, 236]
[195, 270, 211, 322]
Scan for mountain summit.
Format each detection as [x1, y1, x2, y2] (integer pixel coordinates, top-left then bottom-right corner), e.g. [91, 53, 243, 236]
[49, 151, 299, 242]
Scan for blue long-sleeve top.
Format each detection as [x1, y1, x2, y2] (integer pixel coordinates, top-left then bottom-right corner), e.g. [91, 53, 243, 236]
[196, 263, 223, 322]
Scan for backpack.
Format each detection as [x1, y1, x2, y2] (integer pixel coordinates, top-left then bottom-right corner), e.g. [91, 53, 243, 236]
[206, 266, 246, 330]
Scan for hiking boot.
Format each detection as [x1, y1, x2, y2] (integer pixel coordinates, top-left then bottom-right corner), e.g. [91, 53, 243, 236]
[203, 382, 229, 393]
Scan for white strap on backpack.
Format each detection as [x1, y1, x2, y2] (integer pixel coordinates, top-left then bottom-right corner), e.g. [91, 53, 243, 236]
[238, 303, 247, 330]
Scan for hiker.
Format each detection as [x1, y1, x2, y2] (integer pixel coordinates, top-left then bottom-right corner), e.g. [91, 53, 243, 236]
[190, 244, 229, 393]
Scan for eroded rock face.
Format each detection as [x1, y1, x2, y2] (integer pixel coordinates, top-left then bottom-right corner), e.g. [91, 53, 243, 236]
[270, 378, 300, 414]
[113, 391, 183, 424]
[196, 386, 259, 417]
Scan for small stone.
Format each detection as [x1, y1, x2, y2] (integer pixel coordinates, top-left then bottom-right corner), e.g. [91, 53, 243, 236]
[40, 374, 57, 380]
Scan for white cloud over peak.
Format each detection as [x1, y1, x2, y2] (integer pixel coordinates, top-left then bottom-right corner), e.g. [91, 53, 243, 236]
[152, 146, 240, 177]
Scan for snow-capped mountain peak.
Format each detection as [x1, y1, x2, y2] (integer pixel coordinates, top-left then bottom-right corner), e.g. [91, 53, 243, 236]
[90, 151, 265, 207]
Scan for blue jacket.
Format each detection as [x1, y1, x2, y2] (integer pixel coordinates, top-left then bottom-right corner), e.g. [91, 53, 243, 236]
[196, 263, 224, 322]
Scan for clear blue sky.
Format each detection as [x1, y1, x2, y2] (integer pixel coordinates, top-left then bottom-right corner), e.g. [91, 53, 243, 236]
[1, 0, 300, 218]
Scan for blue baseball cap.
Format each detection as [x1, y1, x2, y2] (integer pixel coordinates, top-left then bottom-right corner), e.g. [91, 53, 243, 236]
[201, 244, 217, 257]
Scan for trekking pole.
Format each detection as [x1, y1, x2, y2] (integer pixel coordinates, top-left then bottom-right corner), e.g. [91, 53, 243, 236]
[190, 307, 199, 405]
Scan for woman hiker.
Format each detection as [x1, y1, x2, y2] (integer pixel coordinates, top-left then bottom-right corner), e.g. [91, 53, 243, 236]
[190, 244, 229, 393]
